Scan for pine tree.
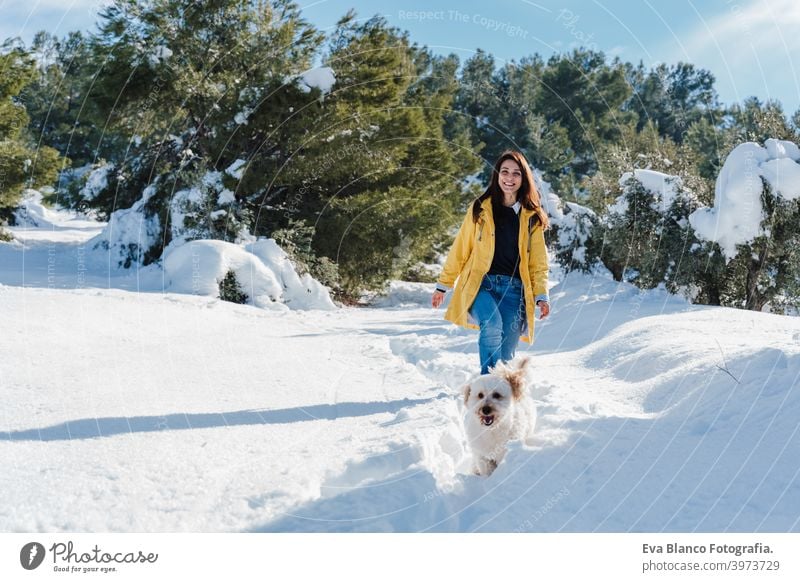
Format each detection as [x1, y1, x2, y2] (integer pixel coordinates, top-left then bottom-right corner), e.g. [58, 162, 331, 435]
[81, 0, 324, 266]
[725, 97, 797, 144]
[682, 118, 727, 198]
[21, 31, 107, 168]
[792, 108, 800, 134]
[454, 49, 508, 176]
[534, 49, 635, 179]
[294, 14, 480, 295]
[0, 40, 62, 234]
[624, 61, 719, 144]
[550, 199, 601, 273]
[456, 53, 574, 194]
[218, 269, 248, 304]
[69, 3, 480, 297]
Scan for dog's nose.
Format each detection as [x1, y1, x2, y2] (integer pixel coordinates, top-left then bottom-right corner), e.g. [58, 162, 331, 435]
[481, 405, 492, 415]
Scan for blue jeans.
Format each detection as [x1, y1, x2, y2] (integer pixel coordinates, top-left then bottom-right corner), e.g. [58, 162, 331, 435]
[469, 274, 526, 375]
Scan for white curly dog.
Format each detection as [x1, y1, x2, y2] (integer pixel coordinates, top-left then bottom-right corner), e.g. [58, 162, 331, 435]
[461, 358, 537, 476]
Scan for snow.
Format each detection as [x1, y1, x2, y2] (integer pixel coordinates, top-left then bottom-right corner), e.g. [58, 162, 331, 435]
[225, 159, 246, 180]
[689, 139, 800, 259]
[147, 45, 173, 67]
[169, 170, 247, 247]
[297, 66, 336, 94]
[162, 239, 335, 311]
[89, 184, 162, 268]
[370, 280, 442, 308]
[168, 185, 202, 243]
[619, 169, 683, 212]
[764, 137, 800, 161]
[216, 189, 236, 205]
[534, 168, 562, 220]
[163, 240, 277, 309]
[2, 189, 334, 312]
[79, 163, 114, 201]
[535, 170, 597, 269]
[556, 202, 596, 249]
[1, 194, 799, 532]
[202, 170, 224, 191]
[245, 239, 336, 310]
[13, 189, 85, 230]
[234, 107, 253, 125]
[760, 157, 800, 200]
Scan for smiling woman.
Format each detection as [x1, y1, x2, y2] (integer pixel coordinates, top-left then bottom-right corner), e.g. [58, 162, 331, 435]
[431, 150, 551, 375]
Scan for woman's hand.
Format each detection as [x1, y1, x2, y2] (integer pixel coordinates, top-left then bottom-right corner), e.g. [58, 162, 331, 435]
[536, 300, 550, 320]
[432, 290, 445, 308]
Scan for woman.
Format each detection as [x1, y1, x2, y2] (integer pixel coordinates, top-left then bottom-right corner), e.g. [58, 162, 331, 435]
[432, 150, 550, 374]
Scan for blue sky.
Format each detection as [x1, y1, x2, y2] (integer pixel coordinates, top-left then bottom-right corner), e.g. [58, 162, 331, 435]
[3, 0, 800, 115]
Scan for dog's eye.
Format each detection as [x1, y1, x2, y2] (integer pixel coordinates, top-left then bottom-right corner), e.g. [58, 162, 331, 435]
[477, 392, 484, 399]
[493, 392, 502, 399]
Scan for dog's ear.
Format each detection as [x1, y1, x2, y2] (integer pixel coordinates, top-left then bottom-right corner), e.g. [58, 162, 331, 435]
[507, 358, 530, 400]
[462, 384, 471, 405]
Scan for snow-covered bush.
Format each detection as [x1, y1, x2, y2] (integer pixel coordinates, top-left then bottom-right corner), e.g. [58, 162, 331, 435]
[87, 154, 255, 269]
[169, 162, 252, 247]
[601, 169, 701, 293]
[88, 184, 163, 268]
[162, 238, 336, 311]
[61, 159, 148, 222]
[537, 171, 601, 273]
[689, 139, 800, 312]
[548, 200, 601, 272]
[218, 270, 249, 304]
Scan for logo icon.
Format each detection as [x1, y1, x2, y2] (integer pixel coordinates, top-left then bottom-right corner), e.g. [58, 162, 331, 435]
[20, 542, 46, 570]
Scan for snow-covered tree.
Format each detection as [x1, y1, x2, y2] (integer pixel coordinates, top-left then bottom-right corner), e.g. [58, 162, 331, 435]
[0, 40, 61, 236]
[601, 169, 701, 293]
[80, 0, 324, 267]
[533, 171, 601, 273]
[689, 139, 800, 312]
[550, 200, 600, 273]
[46, 3, 479, 297]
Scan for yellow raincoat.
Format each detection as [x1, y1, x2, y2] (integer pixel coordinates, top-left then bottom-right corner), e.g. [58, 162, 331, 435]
[437, 197, 549, 343]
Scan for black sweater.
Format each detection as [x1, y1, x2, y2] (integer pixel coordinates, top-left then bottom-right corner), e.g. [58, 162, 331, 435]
[488, 201, 521, 278]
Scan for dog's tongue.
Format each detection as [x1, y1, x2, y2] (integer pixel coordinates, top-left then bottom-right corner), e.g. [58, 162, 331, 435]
[482, 415, 494, 426]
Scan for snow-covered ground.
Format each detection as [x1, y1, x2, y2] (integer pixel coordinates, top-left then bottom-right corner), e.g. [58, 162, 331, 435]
[1, 193, 799, 532]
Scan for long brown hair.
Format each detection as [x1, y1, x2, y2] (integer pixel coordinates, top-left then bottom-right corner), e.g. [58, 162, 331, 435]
[471, 150, 549, 229]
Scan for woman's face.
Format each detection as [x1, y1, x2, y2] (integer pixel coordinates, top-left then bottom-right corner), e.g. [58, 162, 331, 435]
[498, 159, 523, 198]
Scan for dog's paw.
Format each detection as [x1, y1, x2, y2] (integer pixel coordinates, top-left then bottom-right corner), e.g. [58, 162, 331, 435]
[473, 457, 498, 476]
